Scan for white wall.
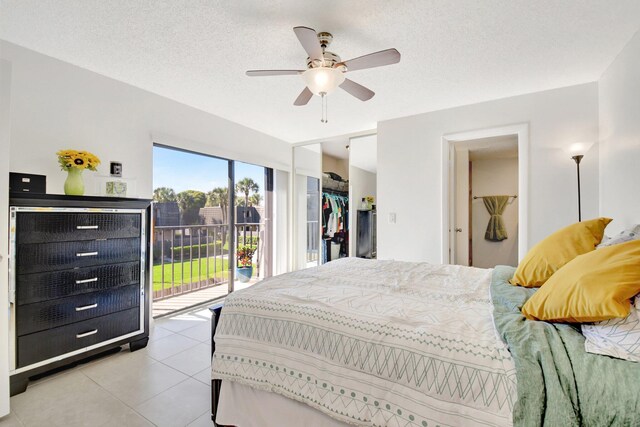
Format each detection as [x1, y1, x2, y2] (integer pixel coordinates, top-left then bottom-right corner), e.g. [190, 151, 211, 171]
[378, 83, 599, 262]
[294, 144, 322, 178]
[0, 41, 291, 198]
[599, 30, 640, 234]
[0, 59, 12, 417]
[349, 134, 377, 174]
[471, 157, 519, 268]
[349, 166, 377, 256]
[349, 135, 377, 256]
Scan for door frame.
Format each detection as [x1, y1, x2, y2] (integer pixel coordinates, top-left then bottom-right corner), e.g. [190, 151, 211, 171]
[441, 123, 529, 264]
[0, 58, 12, 417]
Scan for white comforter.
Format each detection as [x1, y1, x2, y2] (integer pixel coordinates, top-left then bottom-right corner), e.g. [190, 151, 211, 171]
[212, 258, 516, 427]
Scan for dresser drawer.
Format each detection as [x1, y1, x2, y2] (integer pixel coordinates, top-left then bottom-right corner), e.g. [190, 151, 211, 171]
[16, 261, 140, 305]
[17, 308, 140, 369]
[16, 212, 141, 244]
[16, 238, 141, 274]
[17, 284, 140, 336]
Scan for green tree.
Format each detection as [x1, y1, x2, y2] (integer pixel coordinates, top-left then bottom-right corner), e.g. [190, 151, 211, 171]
[249, 193, 263, 207]
[153, 187, 176, 203]
[176, 190, 206, 225]
[207, 187, 229, 224]
[236, 178, 260, 243]
[235, 178, 259, 209]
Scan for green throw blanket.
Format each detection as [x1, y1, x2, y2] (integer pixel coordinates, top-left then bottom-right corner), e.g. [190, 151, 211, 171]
[491, 266, 640, 427]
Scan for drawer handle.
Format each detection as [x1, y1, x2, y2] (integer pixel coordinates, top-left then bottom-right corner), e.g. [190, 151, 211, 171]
[76, 329, 98, 338]
[75, 303, 98, 312]
[76, 251, 98, 257]
[76, 277, 98, 284]
[77, 225, 99, 230]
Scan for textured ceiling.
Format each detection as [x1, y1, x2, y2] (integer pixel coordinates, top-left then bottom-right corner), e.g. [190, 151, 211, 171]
[1, 1, 640, 143]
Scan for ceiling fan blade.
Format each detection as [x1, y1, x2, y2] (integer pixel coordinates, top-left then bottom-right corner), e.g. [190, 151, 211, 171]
[339, 78, 375, 101]
[340, 48, 401, 72]
[293, 26, 323, 62]
[246, 70, 304, 77]
[294, 87, 313, 106]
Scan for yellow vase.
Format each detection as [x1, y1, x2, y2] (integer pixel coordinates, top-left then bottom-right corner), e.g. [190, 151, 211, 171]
[64, 168, 84, 196]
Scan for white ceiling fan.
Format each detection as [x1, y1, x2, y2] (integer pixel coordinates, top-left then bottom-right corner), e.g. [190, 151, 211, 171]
[246, 26, 401, 121]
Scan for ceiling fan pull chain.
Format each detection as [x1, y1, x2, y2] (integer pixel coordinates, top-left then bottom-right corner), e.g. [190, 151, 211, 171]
[321, 92, 328, 123]
[324, 93, 328, 123]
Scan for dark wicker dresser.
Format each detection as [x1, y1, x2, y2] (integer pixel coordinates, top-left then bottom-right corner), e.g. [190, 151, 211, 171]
[8, 194, 151, 395]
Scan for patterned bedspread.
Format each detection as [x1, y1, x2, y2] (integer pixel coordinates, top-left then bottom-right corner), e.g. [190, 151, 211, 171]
[212, 258, 517, 427]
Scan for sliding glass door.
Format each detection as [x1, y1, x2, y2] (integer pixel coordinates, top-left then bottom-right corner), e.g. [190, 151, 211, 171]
[152, 144, 273, 315]
[233, 161, 272, 287]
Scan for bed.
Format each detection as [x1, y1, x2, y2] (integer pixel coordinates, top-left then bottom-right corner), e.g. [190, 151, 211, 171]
[210, 258, 640, 427]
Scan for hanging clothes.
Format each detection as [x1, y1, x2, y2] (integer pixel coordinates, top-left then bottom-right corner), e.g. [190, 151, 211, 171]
[482, 195, 510, 241]
[322, 192, 349, 238]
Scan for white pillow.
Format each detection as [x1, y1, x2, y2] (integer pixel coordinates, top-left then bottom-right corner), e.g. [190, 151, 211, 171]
[582, 297, 640, 362]
[597, 224, 640, 248]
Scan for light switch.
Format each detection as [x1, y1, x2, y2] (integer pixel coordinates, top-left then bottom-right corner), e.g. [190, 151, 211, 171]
[389, 213, 396, 224]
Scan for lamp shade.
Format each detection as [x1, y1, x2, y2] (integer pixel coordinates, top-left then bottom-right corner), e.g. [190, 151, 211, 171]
[564, 142, 595, 157]
[301, 67, 345, 96]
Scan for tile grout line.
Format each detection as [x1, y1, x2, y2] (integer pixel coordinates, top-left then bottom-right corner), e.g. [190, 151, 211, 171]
[133, 376, 206, 427]
[187, 409, 213, 427]
[80, 369, 160, 426]
[5, 408, 25, 426]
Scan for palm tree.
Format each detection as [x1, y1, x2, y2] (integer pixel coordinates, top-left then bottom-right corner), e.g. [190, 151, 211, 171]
[235, 178, 259, 212]
[153, 187, 176, 203]
[236, 178, 260, 243]
[175, 190, 206, 225]
[207, 187, 229, 224]
[249, 193, 263, 207]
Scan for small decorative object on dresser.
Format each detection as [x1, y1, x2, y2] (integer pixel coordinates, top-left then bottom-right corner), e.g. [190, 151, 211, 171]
[106, 180, 127, 197]
[8, 193, 151, 395]
[110, 161, 123, 177]
[56, 149, 101, 196]
[9, 173, 46, 194]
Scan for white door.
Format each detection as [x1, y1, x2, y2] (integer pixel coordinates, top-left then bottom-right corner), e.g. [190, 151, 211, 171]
[0, 59, 12, 416]
[453, 147, 470, 266]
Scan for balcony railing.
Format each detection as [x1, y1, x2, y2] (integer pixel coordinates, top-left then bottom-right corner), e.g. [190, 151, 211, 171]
[152, 223, 262, 301]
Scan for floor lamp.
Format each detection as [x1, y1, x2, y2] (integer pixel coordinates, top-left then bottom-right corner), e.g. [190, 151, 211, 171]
[572, 154, 584, 222]
[566, 142, 594, 222]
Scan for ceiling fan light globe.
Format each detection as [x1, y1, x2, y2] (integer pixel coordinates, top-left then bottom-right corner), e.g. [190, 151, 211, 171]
[302, 67, 345, 96]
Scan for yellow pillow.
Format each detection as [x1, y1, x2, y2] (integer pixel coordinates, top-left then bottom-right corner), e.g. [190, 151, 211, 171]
[522, 239, 640, 322]
[510, 217, 612, 287]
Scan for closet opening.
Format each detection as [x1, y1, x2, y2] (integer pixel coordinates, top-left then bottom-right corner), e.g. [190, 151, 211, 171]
[321, 142, 350, 263]
[292, 134, 377, 270]
[320, 134, 377, 264]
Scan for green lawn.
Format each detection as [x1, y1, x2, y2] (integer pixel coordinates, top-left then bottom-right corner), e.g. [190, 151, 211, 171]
[152, 257, 230, 292]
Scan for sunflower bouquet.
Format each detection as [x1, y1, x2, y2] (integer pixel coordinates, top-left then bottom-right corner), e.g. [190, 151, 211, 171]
[56, 149, 101, 171]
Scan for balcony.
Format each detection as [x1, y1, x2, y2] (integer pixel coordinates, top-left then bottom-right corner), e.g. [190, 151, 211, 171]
[152, 223, 263, 316]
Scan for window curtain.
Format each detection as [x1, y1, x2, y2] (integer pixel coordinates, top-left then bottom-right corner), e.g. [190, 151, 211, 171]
[483, 195, 510, 241]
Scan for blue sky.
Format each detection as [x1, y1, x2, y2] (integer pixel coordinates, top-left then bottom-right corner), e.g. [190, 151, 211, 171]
[153, 146, 265, 195]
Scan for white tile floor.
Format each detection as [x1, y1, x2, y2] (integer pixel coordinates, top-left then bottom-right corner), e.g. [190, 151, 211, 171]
[0, 305, 216, 427]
